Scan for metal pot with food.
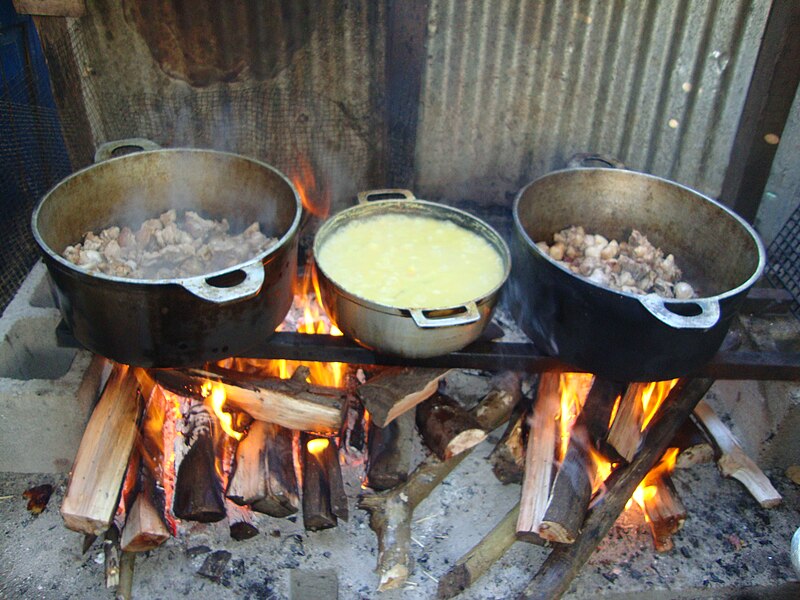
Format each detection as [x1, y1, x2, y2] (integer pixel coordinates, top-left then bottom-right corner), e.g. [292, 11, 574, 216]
[313, 189, 511, 358]
[508, 168, 765, 382]
[32, 139, 302, 367]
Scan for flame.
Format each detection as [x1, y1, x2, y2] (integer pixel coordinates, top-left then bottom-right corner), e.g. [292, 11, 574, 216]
[557, 373, 594, 461]
[307, 437, 330, 455]
[630, 447, 680, 517]
[640, 380, 679, 430]
[202, 381, 243, 441]
[291, 154, 330, 219]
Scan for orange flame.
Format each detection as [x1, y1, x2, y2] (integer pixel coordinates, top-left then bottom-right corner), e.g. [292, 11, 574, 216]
[307, 437, 330, 455]
[640, 380, 679, 431]
[557, 373, 594, 462]
[202, 381, 243, 441]
[291, 154, 330, 219]
[630, 447, 680, 515]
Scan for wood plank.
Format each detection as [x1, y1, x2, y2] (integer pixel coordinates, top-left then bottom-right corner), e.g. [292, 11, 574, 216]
[357, 367, 450, 427]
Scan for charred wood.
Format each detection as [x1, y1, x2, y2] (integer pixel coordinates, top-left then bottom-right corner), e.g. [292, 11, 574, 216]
[301, 433, 346, 531]
[582, 378, 627, 454]
[416, 391, 487, 460]
[356, 367, 451, 427]
[365, 411, 415, 491]
[226, 500, 259, 541]
[62, 364, 143, 536]
[489, 407, 527, 485]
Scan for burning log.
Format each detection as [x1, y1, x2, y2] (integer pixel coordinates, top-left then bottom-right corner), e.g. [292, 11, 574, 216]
[226, 500, 259, 541]
[517, 377, 714, 600]
[157, 366, 345, 434]
[227, 419, 300, 517]
[120, 490, 170, 552]
[641, 473, 686, 552]
[301, 434, 348, 531]
[437, 503, 520, 599]
[365, 411, 415, 491]
[605, 382, 650, 462]
[61, 364, 143, 536]
[672, 417, 715, 469]
[358, 371, 520, 591]
[345, 399, 367, 454]
[172, 404, 226, 523]
[356, 367, 451, 427]
[693, 399, 782, 508]
[416, 391, 487, 460]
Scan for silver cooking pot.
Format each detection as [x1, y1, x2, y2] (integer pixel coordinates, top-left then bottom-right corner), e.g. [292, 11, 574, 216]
[313, 189, 511, 358]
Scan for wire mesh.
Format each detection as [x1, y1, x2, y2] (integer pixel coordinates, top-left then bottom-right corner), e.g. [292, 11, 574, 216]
[766, 202, 800, 319]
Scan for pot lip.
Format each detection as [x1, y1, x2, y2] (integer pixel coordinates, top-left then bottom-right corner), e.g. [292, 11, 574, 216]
[31, 148, 303, 286]
[512, 167, 767, 303]
[313, 198, 511, 315]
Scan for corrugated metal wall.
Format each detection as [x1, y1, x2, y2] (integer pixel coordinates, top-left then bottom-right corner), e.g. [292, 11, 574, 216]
[415, 0, 771, 204]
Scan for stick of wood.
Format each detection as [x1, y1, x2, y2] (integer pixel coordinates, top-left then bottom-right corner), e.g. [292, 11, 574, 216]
[642, 474, 686, 552]
[693, 399, 782, 508]
[488, 399, 528, 485]
[156, 366, 345, 434]
[416, 391, 487, 460]
[62, 364, 143, 536]
[115, 551, 135, 600]
[104, 526, 121, 589]
[301, 433, 338, 531]
[227, 420, 300, 517]
[365, 410, 416, 491]
[358, 371, 520, 591]
[437, 503, 520, 599]
[517, 372, 560, 542]
[120, 490, 170, 552]
[606, 382, 649, 463]
[516, 378, 714, 600]
[357, 367, 451, 427]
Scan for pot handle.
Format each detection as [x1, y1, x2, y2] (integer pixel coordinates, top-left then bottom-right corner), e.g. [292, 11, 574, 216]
[179, 261, 265, 304]
[566, 153, 626, 169]
[94, 138, 161, 163]
[357, 189, 417, 205]
[638, 294, 720, 330]
[409, 302, 481, 328]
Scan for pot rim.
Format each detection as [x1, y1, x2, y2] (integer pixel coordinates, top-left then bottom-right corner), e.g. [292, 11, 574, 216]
[512, 167, 766, 304]
[31, 148, 303, 286]
[313, 198, 511, 316]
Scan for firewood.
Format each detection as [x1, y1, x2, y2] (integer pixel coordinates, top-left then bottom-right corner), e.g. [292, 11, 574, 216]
[61, 364, 143, 536]
[226, 500, 259, 541]
[416, 391, 487, 460]
[437, 503, 520, 599]
[356, 367, 451, 427]
[301, 433, 338, 531]
[693, 399, 782, 508]
[115, 551, 135, 600]
[227, 420, 300, 517]
[104, 526, 121, 589]
[120, 491, 170, 552]
[156, 367, 345, 434]
[172, 404, 226, 523]
[581, 378, 627, 451]
[517, 372, 560, 542]
[642, 474, 686, 552]
[365, 411, 415, 491]
[606, 382, 649, 462]
[672, 416, 714, 469]
[488, 375, 530, 484]
[517, 378, 714, 600]
[346, 399, 367, 454]
[358, 371, 519, 591]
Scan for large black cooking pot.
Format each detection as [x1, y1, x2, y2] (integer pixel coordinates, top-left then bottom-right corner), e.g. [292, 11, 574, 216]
[32, 140, 301, 367]
[509, 168, 765, 382]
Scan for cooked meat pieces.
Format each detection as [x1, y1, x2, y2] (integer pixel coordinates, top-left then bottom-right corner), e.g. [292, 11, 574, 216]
[536, 225, 696, 299]
[63, 209, 278, 279]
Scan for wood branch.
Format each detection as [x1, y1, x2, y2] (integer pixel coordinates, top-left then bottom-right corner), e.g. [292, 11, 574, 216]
[227, 420, 299, 517]
[606, 382, 649, 463]
[156, 367, 345, 434]
[489, 408, 527, 485]
[517, 378, 715, 600]
[115, 551, 135, 600]
[356, 367, 451, 427]
[693, 399, 782, 508]
[62, 364, 143, 536]
[642, 474, 686, 553]
[104, 526, 121, 589]
[120, 491, 170, 552]
[226, 500, 259, 541]
[358, 372, 518, 591]
[581, 378, 627, 450]
[672, 416, 715, 469]
[301, 433, 337, 531]
[365, 411, 415, 491]
[517, 372, 560, 542]
[416, 391, 487, 460]
[172, 405, 226, 523]
[437, 503, 520, 599]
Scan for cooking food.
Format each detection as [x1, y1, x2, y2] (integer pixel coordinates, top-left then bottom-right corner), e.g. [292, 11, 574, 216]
[316, 213, 505, 307]
[536, 225, 696, 299]
[63, 209, 277, 279]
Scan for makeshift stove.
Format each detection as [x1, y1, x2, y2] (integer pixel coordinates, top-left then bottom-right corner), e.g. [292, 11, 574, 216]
[5, 258, 788, 600]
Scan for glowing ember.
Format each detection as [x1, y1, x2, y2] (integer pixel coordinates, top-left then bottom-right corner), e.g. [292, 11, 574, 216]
[307, 438, 330, 455]
[202, 381, 243, 441]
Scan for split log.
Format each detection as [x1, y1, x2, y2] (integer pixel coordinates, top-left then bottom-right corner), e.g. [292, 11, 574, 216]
[358, 371, 520, 591]
[672, 417, 714, 469]
[226, 500, 259, 541]
[156, 366, 345, 434]
[120, 491, 170, 552]
[416, 391, 487, 460]
[582, 378, 627, 452]
[693, 399, 782, 508]
[172, 404, 226, 523]
[642, 474, 686, 552]
[517, 372, 560, 542]
[227, 420, 299, 517]
[301, 433, 348, 529]
[365, 411, 415, 491]
[517, 378, 714, 600]
[437, 503, 520, 599]
[356, 367, 451, 427]
[62, 364, 143, 536]
[606, 382, 649, 463]
[104, 526, 121, 589]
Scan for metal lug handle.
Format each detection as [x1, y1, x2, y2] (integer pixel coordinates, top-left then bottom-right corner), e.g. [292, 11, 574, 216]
[357, 188, 417, 205]
[94, 138, 161, 163]
[638, 294, 720, 330]
[409, 302, 481, 329]
[179, 261, 265, 304]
